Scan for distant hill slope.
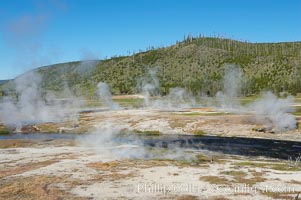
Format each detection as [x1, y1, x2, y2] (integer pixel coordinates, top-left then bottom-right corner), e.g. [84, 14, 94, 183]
[1, 37, 301, 97]
[0, 80, 9, 85]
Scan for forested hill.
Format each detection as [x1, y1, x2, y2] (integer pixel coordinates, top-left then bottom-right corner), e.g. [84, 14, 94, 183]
[1, 37, 301, 98]
[0, 80, 9, 85]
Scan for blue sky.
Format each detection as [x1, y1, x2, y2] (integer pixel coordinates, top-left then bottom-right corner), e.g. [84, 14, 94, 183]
[0, 0, 300, 79]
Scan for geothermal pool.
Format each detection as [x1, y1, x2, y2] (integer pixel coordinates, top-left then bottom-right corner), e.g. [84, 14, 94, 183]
[2, 133, 301, 160]
[0, 133, 77, 140]
[136, 135, 301, 159]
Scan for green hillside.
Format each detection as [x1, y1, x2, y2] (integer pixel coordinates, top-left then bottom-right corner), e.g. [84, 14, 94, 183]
[0, 80, 9, 85]
[1, 36, 301, 98]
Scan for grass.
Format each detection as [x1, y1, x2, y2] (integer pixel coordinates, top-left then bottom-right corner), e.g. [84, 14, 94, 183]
[0, 159, 58, 179]
[113, 98, 144, 107]
[0, 129, 9, 135]
[239, 96, 258, 105]
[199, 175, 230, 185]
[235, 174, 266, 186]
[84, 97, 143, 108]
[35, 123, 60, 133]
[195, 154, 212, 162]
[168, 119, 188, 128]
[0, 140, 38, 149]
[148, 154, 212, 168]
[193, 153, 226, 165]
[0, 175, 84, 200]
[293, 112, 301, 116]
[176, 195, 200, 200]
[260, 190, 299, 199]
[293, 106, 301, 116]
[35, 121, 87, 134]
[179, 112, 204, 116]
[221, 170, 248, 177]
[193, 130, 206, 136]
[220, 170, 267, 186]
[117, 129, 162, 137]
[146, 148, 172, 157]
[233, 161, 300, 171]
[87, 159, 178, 172]
[132, 129, 162, 136]
[0, 124, 9, 135]
[84, 100, 102, 107]
[179, 112, 230, 116]
[86, 161, 119, 171]
[288, 180, 301, 184]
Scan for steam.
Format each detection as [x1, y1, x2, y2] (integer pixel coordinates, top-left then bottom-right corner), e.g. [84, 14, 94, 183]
[215, 64, 243, 111]
[138, 68, 198, 110]
[77, 64, 297, 164]
[138, 68, 160, 107]
[97, 82, 122, 110]
[214, 64, 297, 131]
[248, 92, 297, 131]
[77, 122, 194, 160]
[152, 87, 197, 110]
[0, 71, 83, 129]
[78, 122, 128, 148]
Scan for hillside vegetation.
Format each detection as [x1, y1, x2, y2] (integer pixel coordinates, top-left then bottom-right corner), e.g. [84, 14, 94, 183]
[0, 80, 9, 85]
[1, 36, 301, 98]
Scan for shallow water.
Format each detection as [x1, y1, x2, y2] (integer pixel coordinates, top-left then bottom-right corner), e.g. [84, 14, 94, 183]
[1, 133, 300, 159]
[117, 134, 301, 159]
[0, 133, 77, 140]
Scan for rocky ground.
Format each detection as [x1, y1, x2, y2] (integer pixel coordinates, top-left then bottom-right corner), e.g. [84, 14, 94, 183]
[16, 107, 301, 141]
[1, 107, 301, 199]
[0, 138, 300, 200]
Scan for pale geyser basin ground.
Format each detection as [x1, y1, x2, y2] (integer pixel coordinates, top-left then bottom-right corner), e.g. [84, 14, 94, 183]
[0, 107, 301, 199]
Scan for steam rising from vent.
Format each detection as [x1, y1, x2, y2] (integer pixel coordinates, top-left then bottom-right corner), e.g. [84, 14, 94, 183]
[138, 68, 160, 107]
[138, 68, 198, 110]
[78, 122, 127, 148]
[0, 71, 83, 128]
[97, 82, 122, 110]
[223, 65, 243, 98]
[77, 122, 193, 160]
[248, 92, 297, 131]
[215, 64, 243, 111]
[152, 87, 197, 109]
[213, 64, 297, 131]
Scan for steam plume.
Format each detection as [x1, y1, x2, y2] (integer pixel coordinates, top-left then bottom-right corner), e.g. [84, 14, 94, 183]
[248, 91, 297, 131]
[138, 68, 160, 107]
[0, 71, 82, 129]
[77, 122, 193, 160]
[97, 82, 122, 110]
[215, 64, 243, 111]
[213, 64, 297, 131]
[138, 68, 197, 110]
